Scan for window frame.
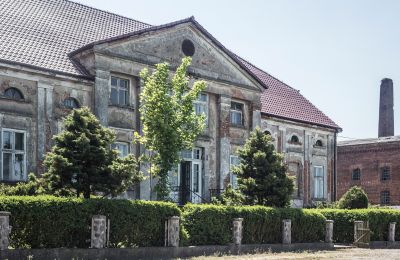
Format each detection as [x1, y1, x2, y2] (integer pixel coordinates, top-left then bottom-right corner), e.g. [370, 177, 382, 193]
[352, 168, 361, 181]
[380, 166, 391, 181]
[110, 76, 130, 107]
[229, 155, 240, 189]
[1, 128, 27, 182]
[380, 190, 390, 205]
[111, 142, 130, 158]
[313, 166, 325, 199]
[193, 93, 208, 125]
[63, 97, 80, 109]
[230, 101, 244, 126]
[4, 87, 24, 101]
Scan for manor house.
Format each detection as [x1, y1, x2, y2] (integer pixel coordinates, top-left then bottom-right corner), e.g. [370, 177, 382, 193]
[0, 0, 341, 206]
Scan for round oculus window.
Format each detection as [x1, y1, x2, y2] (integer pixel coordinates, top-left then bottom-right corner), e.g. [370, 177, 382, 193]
[182, 39, 195, 56]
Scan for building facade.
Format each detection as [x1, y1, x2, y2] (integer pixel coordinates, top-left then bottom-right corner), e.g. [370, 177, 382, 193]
[337, 78, 399, 206]
[0, 0, 340, 206]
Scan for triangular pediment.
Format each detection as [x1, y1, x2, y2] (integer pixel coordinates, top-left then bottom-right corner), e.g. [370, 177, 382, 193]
[91, 22, 264, 91]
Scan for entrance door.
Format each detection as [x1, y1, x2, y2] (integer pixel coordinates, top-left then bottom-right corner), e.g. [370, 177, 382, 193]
[180, 161, 191, 205]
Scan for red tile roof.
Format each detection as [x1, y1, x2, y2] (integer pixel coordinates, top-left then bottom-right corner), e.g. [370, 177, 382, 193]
[0, 0, 340, 130]
[237, 57, 341, 130]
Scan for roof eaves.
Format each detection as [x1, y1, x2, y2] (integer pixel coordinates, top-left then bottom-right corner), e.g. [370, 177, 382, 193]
[261, 111, 342, 131]
[0, 58, 94, 81]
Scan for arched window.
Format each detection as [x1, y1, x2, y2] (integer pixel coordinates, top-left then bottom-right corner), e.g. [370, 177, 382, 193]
[264, 131, 271, 136]
[63, 97, 80, 109]
[290, 135, 299, 143]
[315, 140, 323, 147]
[4, 87, 23, 100]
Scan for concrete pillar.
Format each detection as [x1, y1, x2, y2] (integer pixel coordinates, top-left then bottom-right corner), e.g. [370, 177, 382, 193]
[252, 109, 261, 130]
[37, 82, 54, 162]
[325, 220, 334, 243]
[354, 221, 364, 243]
[389, 222, 396, 242]
[94, 69, 110, 126]
[91, 215, 107, 248]
[282, 219, 291, 244]
[218, 95, 231, 190]
[233, 218, 243, 245]
[0, 212, 11, 250]
[165, 216, 180, 247]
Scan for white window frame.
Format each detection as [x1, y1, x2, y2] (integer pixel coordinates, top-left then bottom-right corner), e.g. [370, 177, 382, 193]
[1, 128, 27, 182]
[230, 102, 244, 126]
[230, 155, 240, 189]
[111, 142, 130, 158]
[193, 93, 208, 125]
[110, 76, 130, 106]
[313, 166, 324, 199]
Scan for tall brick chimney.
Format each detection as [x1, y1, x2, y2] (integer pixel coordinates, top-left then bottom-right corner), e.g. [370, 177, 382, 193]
[378, 78, 394, 137]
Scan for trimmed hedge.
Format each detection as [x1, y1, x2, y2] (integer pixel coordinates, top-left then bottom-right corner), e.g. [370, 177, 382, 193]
[317, 209, 400, 243]
[182, 204, 326, 245]
[0, 196, 180, 248]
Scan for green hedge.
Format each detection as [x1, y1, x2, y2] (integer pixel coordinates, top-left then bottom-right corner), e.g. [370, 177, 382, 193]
[317, 209, 400, 243]
[0, 196, 180, 248]
[182, 204, 326, 245]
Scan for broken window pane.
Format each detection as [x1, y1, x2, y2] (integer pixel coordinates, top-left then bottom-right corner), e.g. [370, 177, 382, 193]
[15, 154, 24, 180]
[3, 131, 11, 149]
[15, 132, 24, 151]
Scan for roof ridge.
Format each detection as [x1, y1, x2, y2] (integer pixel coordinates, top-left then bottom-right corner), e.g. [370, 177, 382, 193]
[64, 0, 153, 27]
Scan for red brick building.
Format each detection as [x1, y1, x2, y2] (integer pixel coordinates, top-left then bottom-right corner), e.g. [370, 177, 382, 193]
[337, 136, 400, 205]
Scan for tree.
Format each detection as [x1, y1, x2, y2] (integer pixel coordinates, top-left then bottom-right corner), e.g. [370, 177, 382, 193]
[233, 127, 294, 207]
[137, 57, 206, 200]
[338, 186, 368, 209]
[43, 107, 143, 198]
[211, 184, 244, 206]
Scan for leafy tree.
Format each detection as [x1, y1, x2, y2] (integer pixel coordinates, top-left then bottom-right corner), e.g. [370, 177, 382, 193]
[233, 127, 294, 207]
[137, 57, 206, 200]
[338, 186, 368, 209]
[43, 107, 143, 198]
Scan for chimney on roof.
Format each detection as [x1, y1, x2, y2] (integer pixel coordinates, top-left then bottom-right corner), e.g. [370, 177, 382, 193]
[378, 78, 394, 137]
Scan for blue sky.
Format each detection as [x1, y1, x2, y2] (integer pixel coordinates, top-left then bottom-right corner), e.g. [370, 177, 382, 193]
[77, 0, 400, 140]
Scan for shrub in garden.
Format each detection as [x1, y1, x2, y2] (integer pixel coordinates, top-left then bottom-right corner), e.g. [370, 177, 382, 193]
[0, 196, 180, 248]
[338, 186, 368, 209]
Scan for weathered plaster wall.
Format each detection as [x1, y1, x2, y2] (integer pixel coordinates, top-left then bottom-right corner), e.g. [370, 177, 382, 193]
[261, 115, 336, 207]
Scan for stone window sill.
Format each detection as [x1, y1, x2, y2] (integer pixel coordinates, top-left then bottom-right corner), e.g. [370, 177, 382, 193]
[230, 123, 246, 129]
[0, 96, 29, 103]
[109, 104, 135, 111]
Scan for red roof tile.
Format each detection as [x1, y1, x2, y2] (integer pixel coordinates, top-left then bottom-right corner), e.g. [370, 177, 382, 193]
[0, 0, 340, 130]
[237, 56, 341, 130]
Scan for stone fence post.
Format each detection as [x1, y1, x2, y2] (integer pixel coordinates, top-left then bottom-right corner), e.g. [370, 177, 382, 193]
[389, 222, 396, 242]
[233, 218, 243, 245]
[325, 220, 334, 243]
[91, 215, 107, 249]
[0, 211, 11, 250]
[165, 216, 180, 247]
[282, 219, 291, 244]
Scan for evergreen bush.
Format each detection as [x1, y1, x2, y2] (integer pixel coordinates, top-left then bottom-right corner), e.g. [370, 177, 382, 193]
[338, 186, 368, 209]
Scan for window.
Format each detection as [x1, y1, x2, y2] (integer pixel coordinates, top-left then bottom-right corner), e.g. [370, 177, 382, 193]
[111, 142, 129, 158]
[352, 168, 361, 181]
[1, 129, 26, 181]
[63, 97, 80, 109]
[230, 102, 243, 125]
[230, 155, 240, 189]
[4, 87, 23, 100]
[290, 135, 299, 143]
[194, 93, 208, 124]
[313, 166, 324, 199]
[264, 131, 272, 136]
[381, 167, 390, 181]
[315, 140, 323, 147]
[110, 76, 129, 106]
[193, 163, 200, 192]
[380, 191, 390, 205]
